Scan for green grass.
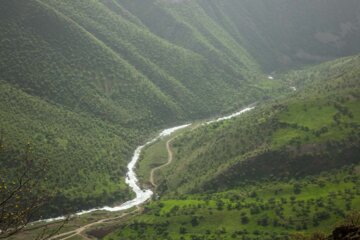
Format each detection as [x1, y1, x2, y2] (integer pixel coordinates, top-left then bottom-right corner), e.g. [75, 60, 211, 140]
[137, 126, 192, 186]
[278, 102, 335, 130]
[137, 139, 169, 185]
[1, 0, 277, 219]
[272, 128, 307, 148]
[105, 166, 360, 240]
[346, 101, 360, 119]
[103, 55, 360, 239]
[2, 0, 359, 224]
[272, 98, 360, 148]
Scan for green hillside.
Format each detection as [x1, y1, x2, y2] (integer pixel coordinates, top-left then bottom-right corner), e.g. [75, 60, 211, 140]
[0, 81, 135, 216]
[1, 0, 360, 219]
[155, 55, 360, 195]
[105, 55, 360, 240]
[105, 166, 360, 240]
[122, 0, 360, 72]
[0, 0, 262, 217]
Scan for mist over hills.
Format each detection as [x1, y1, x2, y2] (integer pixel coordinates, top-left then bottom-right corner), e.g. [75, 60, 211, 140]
[1, 0, 360, 218]
[124, 0, 360, 71]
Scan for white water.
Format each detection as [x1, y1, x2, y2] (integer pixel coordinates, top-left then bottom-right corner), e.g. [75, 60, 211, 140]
[35, 124, 191, 223]
[205, 107, 255, 124]
[35, 106, 254, 223]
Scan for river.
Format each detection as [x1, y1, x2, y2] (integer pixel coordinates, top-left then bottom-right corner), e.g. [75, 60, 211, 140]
[37, 105, 254, 223]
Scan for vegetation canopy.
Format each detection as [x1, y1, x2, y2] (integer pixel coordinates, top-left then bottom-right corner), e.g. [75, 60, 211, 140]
[0, 0, 359, 239]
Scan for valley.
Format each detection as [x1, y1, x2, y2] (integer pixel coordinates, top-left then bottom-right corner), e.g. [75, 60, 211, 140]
[10, 105, 256, 240]
[1, 1, 360, 239]
[30, 54, 360, 239]
[105, 55, 360, 239]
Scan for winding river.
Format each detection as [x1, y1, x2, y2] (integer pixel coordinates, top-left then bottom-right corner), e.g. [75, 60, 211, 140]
[38, 105, 254, 223]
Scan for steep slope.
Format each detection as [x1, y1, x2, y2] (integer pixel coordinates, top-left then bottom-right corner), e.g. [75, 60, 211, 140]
[0, 0, 263, 217]
[119, 0, 360, 72]
[156, 55, 360, 195]
[1, 0, 360, 218]
[204, 0, 360, 72]
[0, 81, 134, 216]
[107, 55, 360, 239]
[0, 0, 180, 128]
[119, 0, 259, 80]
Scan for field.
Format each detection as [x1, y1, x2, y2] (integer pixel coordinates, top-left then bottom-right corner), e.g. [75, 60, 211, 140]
[105, 165, 360, 239]
[103, 55, 360, 240]
[272, 98, 360, 148]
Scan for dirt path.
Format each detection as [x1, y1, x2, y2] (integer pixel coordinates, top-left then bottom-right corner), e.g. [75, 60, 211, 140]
[49, 137, 178, 239]
[49, 208, 139, 240]
[48, 126, 194, 239]
[149, 137, 175, 188]
[37, 108, 255, 239]
[149, 124, 202, 188]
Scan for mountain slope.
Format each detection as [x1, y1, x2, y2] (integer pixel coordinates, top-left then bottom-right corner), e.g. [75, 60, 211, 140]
[0, 0, 263, 217]
[156, 55, 360, 195]
[1, 0, 360, 218]
[0, 81, 134, 216]
[105, 55, 360, 240]
[121, 0, 360, 72]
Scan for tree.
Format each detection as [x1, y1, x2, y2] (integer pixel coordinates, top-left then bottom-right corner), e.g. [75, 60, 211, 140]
[191, 216, 199, 227]
[179, 226, 187, 234]
[216, 200, 224, 211]
[241, 215, 249, 225]
[0, 138, 67, 239]
[257, 215, 269, 226]
[293, 183, 302, 195]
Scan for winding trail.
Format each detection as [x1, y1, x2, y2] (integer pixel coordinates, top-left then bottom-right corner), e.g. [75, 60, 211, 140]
[49, 138, 178, 239]
[34, 105, 255, 239]
[49, 208, 140, 240]
[50, 138, 177, 239]
[150, 137, 175, 188]
[51, 138, 177, 239]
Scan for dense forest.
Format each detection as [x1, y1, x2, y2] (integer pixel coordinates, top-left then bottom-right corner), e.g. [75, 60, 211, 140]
[1, 0, 360, 226]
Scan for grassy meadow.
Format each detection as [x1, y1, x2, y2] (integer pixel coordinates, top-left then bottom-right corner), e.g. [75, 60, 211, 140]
[105, 165, 360, 239]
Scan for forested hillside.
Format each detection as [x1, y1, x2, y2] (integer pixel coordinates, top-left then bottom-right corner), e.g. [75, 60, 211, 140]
[123, 0, 360, 72]
[109, 55, 360, 240]
[0, 0, 260, 217]
[1, 0, 360, 218]
[157, 55, 360, 195]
